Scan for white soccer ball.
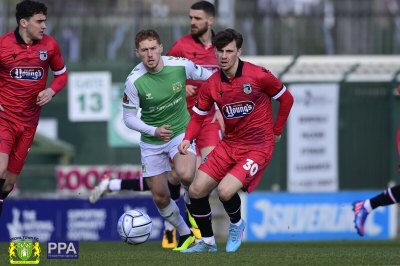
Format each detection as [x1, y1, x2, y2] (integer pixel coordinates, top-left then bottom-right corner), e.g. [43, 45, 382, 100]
[117, 209, 152, 245]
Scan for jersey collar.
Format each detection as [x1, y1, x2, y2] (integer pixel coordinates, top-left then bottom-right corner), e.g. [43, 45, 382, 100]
[220, 59, 244, 83]
[14, 27, 39, 45]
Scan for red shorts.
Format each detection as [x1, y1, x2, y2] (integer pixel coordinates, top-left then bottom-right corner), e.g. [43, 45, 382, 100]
[195, 115, 221, 155]
[199, 141, 273, 192]
[0, 117, 36, 175]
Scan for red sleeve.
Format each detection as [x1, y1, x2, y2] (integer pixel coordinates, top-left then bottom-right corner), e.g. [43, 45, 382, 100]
[184, 113, 206, 142]
[49, 37, 66, 73]
[48, 38, 67, 94]
[167, 41, 184, 57]
[273, 89, 294, 135]
[184, 82, 214, 141]
[257, 67, 284, 97]
[49, 71, 67, 95]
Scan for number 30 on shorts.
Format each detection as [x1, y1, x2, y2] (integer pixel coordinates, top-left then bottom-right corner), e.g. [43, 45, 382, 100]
[242, 159, 259, 176]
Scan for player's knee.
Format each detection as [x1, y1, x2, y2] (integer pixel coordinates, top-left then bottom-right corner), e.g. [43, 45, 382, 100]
[189, 183, 207, 198]
[1, 182, 14, 195]
[174, 168, 194, 186]
[217, 186, 235, 202]
[2, 180, 15, 193]
[0, 167, 6, 179]
[168, 169, 180, 184]
[152, 193, 171, 209]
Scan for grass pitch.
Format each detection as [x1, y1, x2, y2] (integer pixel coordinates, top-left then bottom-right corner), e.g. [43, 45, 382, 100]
[1, 241, 400, 265]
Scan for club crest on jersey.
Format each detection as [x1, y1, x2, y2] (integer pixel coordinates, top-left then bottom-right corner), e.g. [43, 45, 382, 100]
[10, 67, 44, 80]
[172, 81, 183, 93]
[39, 50, 48, 61]
[243, 83, 252, 94]
[222, 101, 255, 119]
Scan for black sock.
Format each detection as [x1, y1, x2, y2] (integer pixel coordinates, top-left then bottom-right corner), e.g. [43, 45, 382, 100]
[0, 179, 9, 218]
[370, 185, 400, 209]
[220, 193, 241, 224]
[121, 178, 149, 191]
[168, 182, 181, 201]
[190, 196, 213, 237]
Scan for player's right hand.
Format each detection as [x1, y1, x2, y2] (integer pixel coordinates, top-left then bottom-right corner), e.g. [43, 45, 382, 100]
[0, 104, 3, 111]
[178, 140, 190, 154]
[186, 85, 197, 97]
[155, 125, 172, 142]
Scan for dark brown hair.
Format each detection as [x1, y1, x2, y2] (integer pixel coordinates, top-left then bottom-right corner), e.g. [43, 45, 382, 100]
[212, 28, 243, 50]
[191, 1, 215, 17]
[16, 0, 47, 24]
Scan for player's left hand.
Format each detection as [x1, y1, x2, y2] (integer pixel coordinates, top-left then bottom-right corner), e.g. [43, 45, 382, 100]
[37, 88, 55, 106]
[274, 135, 281, 143]
[211, 109, 225, 134]
[178, 140, 191, 155]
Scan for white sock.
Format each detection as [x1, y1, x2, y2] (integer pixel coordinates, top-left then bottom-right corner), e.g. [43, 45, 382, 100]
[158, 199, 191, 236]
[363, 199, 372, 213]
[108, 179, 122, 191]
[202, 236, 216, 245]
[164, 220, 174, 231]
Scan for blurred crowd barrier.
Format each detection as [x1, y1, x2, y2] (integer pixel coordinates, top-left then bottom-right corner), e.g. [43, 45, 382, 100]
[1, 0, 400, 63]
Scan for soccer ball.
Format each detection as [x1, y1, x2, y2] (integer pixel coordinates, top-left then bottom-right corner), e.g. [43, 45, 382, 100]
[117, 209, 152, 245]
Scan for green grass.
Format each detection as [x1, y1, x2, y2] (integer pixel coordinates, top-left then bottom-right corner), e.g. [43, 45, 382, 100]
[1, 241, 400, 265]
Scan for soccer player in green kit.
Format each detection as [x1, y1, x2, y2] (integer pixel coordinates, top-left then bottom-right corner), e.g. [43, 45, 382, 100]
[121, 29, 213, 251]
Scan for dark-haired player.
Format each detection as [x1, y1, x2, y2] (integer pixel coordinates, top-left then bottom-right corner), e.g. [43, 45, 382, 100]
[165, 0, 222, 247]
[0, 0, 67, 218]
[179, 28, 294, 253]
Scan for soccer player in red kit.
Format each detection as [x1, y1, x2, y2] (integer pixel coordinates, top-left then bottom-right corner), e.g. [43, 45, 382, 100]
[352, 85, 400, 236]
[163, 0, 222, 247]
[179, 29, 294, 253]
[167, 1, 222, 163]
[0, 0, 67, 218]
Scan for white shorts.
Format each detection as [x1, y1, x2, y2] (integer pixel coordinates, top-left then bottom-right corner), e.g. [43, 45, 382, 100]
[140, 133, 196, 178]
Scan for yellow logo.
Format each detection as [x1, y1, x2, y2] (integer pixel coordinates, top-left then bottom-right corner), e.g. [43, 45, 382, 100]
[172, 82, 183, 93]
[9, 237, 40, 264]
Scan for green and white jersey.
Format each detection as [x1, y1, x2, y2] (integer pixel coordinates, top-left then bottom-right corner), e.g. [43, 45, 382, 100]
[123, 56, 212, 144]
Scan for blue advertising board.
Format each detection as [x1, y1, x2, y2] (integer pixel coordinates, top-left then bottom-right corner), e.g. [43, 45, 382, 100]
[0, 196, 181, 242]
[245, 191, 397, 241]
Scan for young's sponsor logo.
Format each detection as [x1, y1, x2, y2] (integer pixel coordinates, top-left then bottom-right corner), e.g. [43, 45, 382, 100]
[222, 101, 255, 119]
[10, 67, 44, 80]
